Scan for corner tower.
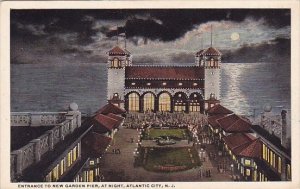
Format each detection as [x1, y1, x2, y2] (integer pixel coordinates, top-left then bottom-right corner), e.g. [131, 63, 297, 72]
[196, 46, 222, 109]
[204, 47, 221, 105]
[107, 46, 132, 108]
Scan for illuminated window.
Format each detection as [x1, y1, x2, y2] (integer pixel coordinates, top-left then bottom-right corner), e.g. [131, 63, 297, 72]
[143, 93, 155, 111]
[162, 82, 167, 86]
[73, 146, 77, 162]
[46, 172, 52, 182]
[90, 160, 95, 165]
[193, 83, 198, 86]
[112, 58, 119, 68]
[278, 157, 282, 173]
[210, 58, 214, 67]
[52, 165, 59, 181]
[253, 170, 257, 181]
[89, 170, 94, 182]
[174, 93, 186, 112]
[189, 93, 201, 112]
[287, 164, 291, 180]
[60, 159, 64, 176]
[159, 93, 171, 112]
[262, 144, 266, 160]
[78, 143, 80, 156]
[67, 152, 72, 167]
[270, 150, 273, 165]
[147, 83, 151, 86]
[128, 92, 139, 112]
[178, 82, 183, 86]
[245, 159, 251, 166]
[131, 82, 136, 86]
[246, 169, 251, 176]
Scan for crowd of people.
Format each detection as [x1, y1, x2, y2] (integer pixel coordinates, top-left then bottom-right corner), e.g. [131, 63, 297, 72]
[123, 111, 207, 130]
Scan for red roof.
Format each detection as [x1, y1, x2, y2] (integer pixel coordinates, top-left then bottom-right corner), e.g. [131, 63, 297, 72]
[217, 114, 251, 132]
[223, 133, 255, 152]
[207, 104, 233, 115]
[203, 47, 222, 56]
[97, 103, 126, 115]
[234, 138, 262, 158]
[207, 114, 225, 129]
[93, 114, 119, 131]
[107, 113, 124, 127]
[82, 132, 112, 157]
[107, 46, 129, 56]
[226, 118, 252, 132]
[125, 66, 204, 80]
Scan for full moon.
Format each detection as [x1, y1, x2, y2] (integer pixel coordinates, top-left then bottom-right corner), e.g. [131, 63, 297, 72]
[231, 32, 240, 41]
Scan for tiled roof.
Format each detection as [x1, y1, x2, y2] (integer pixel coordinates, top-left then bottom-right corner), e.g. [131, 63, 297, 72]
[82, 132, 112, 157]
[125, 66, 204, 80]
[223, 133, 254, 152]
[217, 114, 251, 132]
[207, 114, 225, 129]
[207, 104, 233, 115]
[107, 113, 124, 127]
[225, 118, 252, 132]
[234, 138, 262, 158]
[107, 46, 129, 56]
[217, 114, 240, 130]
[125, 79, 204, 89]
[93, 114, 119, 131]
[203, 47, 222, 56]
[96, 103, 126, 115]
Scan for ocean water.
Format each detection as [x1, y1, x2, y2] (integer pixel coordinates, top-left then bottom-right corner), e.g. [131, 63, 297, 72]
[11, 62, 290, 120]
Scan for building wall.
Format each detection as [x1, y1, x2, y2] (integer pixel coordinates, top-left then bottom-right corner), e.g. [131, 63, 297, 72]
[107, 68, 125, 105]
[204, 66, 220, 100]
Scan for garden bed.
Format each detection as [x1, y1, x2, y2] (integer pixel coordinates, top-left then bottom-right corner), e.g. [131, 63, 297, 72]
[141, 147, 201, 172]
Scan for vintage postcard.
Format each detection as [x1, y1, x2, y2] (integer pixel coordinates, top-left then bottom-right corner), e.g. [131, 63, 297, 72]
[1, 1, 299, 189]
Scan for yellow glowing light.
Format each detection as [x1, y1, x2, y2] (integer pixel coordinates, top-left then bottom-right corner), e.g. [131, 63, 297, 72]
[231, 32, 240, 41]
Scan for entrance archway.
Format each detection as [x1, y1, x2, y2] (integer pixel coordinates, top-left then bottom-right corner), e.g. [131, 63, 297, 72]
[158, 92, 171, 112]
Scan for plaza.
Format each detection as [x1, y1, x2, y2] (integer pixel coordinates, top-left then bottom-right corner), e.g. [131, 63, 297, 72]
[99, 112, 233, 182]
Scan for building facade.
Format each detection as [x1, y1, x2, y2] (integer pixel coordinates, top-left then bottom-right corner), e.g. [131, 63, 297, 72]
[107, 45, 221, 113]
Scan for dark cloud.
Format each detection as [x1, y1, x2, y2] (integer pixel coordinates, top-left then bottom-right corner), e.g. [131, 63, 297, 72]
[107, 9, 290, 42]
[10, 9, 290, 64]
[222, 38, 290, 63]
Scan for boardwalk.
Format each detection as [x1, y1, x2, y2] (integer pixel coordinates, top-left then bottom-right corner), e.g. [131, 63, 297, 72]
[100, 126, 232, 182]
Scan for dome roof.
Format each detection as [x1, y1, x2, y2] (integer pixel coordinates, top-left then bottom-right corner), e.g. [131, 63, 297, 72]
[107, 46, 130, 56]
[69, 102, 79, 111]
[203, 47, 222, 56]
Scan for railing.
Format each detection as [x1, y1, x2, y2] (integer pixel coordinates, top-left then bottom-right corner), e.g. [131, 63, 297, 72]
[10, 110, 81, 181]
[11, 112, 67, 126]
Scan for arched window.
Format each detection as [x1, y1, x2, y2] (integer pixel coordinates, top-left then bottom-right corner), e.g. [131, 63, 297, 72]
[128, 92, 139, 112]
[112, 58, 119, 68]
[189, 93, 201, 112]
[159, 93, 171, 112]
[174, 93, 187, 112]
[210, 58, 214, 67]
[143, 93, 155, 112]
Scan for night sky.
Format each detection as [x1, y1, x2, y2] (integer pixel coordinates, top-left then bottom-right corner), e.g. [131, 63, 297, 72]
[11, 9, 290, 64]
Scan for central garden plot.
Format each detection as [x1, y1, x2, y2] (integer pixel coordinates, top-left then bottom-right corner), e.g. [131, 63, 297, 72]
[140, 147, 201, 172]
[137, 128, 201, 172]
[142, 128, 189, 141]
